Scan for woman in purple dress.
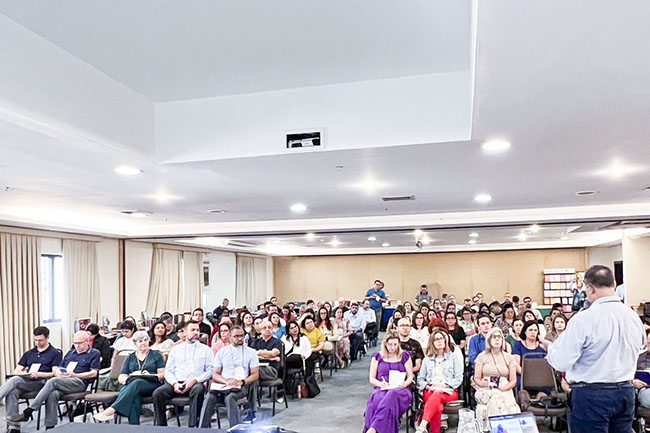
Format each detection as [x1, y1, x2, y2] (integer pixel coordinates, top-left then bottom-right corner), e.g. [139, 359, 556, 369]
[365, 331, 414, 433]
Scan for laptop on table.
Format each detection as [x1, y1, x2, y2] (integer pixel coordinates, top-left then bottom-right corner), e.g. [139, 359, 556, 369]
[489, 412, 540, 433]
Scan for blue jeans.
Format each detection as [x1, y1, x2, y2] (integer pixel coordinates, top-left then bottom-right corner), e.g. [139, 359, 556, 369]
[569, 382, 634, 433]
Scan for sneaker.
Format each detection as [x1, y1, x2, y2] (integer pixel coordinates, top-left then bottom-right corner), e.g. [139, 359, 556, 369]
[241, 412, 256, 424]
[276, 396, 284, 404]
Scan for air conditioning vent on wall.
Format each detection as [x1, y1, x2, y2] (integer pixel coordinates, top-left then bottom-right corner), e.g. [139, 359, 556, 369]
[286, 130, 323, 150]
[381, 195, 415, 202]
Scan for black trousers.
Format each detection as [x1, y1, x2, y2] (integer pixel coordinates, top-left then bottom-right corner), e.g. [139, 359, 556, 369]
[152, 382, 205, 427]
[349, 331, 363, 360]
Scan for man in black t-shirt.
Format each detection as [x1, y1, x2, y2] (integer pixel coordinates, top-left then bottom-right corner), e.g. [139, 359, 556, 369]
[396, 317, 424, 373]
[0, 326, 62, 429]
[249, 320, 282, 380]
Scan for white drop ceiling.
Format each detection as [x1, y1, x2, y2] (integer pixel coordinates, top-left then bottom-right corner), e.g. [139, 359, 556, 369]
[0, 1, 649, 255]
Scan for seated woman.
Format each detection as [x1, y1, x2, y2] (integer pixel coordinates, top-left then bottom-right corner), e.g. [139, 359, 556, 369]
[444, 312, 467, 352]
[301, 316, 325, 377]
[386, 306, 405, 332]
[148, 320, 173, 361]
[415, 329, 464, 433]
[521, 309, 546, 340]
[171, 322, 186, 346]
[211, 322, 231, 354]
[238, 311, 257, 343]
[409, 311, 430, 350]
[505, 318, 524, 352]
[94, 331, 165, 424]
[316, 306, 336, 355]
[473, 328, 520, 430]
[512, 320, 548, 396]
[544, 313, 567, 343]
[332, 306, 351, 368]
[269, 311, 286, 339]
[494, 303, 516, 336]
[403, 301, 414, 317]
[364, 332, 414, 433]
[282, 320, 312, 393]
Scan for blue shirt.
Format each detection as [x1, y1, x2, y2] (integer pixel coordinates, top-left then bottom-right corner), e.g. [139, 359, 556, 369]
[213, 343, 260, 380]
[18, 345, 62, 372]
[512, 341, 546, 359]
[366, 288, 386, 311]
[547, 295, 646, 383]
[61, 347, 101, 385]
[468, 334, 486, 365]
[164, 341, 213, 385]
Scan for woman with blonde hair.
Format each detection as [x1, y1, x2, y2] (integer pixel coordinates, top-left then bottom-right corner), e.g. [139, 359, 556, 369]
[364, 332, 414, 433]
[415, 329, 464, 433]
[473, 327, 520, 430]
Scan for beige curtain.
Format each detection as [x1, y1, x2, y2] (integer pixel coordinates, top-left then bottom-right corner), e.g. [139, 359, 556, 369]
[146, 247, 183, 316]
[63, 239, 101, 348]
[0, 233, 41, 382]
[182, 251, 202, 311]
[235, 255, 267, 310]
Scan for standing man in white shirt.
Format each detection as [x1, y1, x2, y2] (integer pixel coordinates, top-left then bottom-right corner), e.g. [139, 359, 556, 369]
[547, 265, 646, 433]
[153, 321, 213, 427]
[361, 300, 378, 344]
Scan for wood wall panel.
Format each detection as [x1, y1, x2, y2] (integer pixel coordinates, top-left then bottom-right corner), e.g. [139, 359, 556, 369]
[274, 248, 586, 305]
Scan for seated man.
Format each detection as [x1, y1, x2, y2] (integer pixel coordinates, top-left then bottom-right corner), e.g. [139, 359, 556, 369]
[396, 317, 424, 374]
[343, 302, 366, 360]
[468, 313, 493, 366]
[361, 300, 378, 343]
[634, 328, 650, 408]
[6, 331, 100, 429]
[0, 326, 62, 431]
[200, 325, 260, 428]
[192, 307, 212, 337]
[153, 320, 213, 428]
[249, 320, 282, 380]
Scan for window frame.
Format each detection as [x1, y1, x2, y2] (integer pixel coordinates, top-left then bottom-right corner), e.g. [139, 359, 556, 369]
[41, 254, 63, 324]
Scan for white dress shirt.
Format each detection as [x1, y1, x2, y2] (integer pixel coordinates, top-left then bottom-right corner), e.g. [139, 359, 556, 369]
[362, 307, 376, 324]
[547, 295, 646, 384]
[164, 341, 214, 385]
[344, 310, 366, 332]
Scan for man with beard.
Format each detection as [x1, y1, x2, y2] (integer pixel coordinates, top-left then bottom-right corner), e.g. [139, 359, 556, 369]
[153, 321, 213, 427]
[200, 325, 260, 428]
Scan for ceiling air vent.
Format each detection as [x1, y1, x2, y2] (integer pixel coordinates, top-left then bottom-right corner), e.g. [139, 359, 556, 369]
[286, 129, 323, 150]
[227, 240, 258, 248]
[381, 195, 415, 202]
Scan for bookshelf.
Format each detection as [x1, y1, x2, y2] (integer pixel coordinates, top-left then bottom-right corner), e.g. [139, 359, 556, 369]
[543, 268, 577, 307]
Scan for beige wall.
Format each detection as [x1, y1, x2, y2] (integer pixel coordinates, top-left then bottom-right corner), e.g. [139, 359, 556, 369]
[274, 248, 587, 305]
[587, 244, 622, 271]
[622, 231, 650, 306]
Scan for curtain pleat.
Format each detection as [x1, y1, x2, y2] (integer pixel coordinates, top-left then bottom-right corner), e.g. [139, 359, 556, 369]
[0, 233, 41, 382]
[63, 239, 101, 348]
[146, 248, 183, 316]
[235, 255, 267, 310]
[182, 251, 202, 311]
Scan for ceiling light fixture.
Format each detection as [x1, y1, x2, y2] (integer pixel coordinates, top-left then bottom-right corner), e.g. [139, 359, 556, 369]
[120, 210, 151, 218]
[481, 139, 511, 152]
[421, 236, 432, 245]
[575, 190, 597, 196]
[153, 191, 179, 203]
[330, 238, 341, 247]
[561, 235, 570, 240]
[306, 233, 316, 240]
[469, 232, 479, 238]
[114, 165, 142, 176]
[207, 209, 226, 214]
[367, 236, 377, 241]
[529, 224, 540, 233]
[382, 242, 390, 247]
[413, 229, 424, 238]
[474, 193, 492, 203]
[468, 239, 477, 244]
[290, 203, 307, 213]
[517, 233, 528, 241]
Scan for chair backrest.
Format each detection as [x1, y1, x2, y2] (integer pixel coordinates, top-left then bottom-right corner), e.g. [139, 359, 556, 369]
[109, 352, 130, 380]
[520, 354, 556, 391]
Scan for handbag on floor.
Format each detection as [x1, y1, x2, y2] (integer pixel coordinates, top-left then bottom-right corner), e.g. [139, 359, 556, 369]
[305, 375, 320, 398]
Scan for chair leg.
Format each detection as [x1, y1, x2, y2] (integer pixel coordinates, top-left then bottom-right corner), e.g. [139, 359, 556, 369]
[272, 386, 276, 416]
[175, 406, 181, 427]
[36, 406, 42, 431]
[216, 407, 221, 429]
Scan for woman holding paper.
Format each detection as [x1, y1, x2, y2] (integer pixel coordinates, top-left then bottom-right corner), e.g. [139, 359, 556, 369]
[94, 331, 165, 424]
[415, 329, 464, 433]
[364, 332, 414, 433]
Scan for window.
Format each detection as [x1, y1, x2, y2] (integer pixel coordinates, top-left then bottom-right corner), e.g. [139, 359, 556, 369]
[41, 254, 64, 323]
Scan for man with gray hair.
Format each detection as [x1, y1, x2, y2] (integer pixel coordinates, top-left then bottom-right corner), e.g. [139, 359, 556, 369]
[6, 331, 100, 429]
[249, 320, 282, 380]
[547, 265, 646, 433]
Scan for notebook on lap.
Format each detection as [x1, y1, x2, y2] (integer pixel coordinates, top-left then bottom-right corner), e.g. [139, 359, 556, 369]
[489, 412, 540, 433]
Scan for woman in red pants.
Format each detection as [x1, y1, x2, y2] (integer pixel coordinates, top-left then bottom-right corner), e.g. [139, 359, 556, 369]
[415, 329, 464, 433]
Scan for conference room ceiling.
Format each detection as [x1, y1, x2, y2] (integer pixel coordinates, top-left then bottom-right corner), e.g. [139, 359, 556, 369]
[0, 1, 649, 255]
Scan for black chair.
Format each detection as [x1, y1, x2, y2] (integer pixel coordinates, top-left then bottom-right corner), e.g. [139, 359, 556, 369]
[519, 354, 567, 431]
[16, 389, 43, 431]
[257, 344, 289, 416]
[82, 352, 129, 422]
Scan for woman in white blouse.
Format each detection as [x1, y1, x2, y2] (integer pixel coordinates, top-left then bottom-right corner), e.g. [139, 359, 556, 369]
[148, 320, 173, 361]
[409, 311, 430, 350]
[281, 320, 312, 371]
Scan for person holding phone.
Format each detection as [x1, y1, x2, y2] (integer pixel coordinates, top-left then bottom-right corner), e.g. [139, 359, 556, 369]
[6, 331, 100, 429]
[152, 320, 213, 428]
[0, 326, 62, 431]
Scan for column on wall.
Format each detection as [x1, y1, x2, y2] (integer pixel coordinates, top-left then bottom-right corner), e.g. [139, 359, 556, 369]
[622, 230, 650, 306]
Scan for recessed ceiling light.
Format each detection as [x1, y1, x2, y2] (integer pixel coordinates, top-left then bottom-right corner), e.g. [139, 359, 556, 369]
[517, 233, 528, 241]
[597, 159, 644, 179]
[469, 232, 479, 238]
[560, 235, 570, 240]
[643, 186, 650, 191]
[413, 229, 424, 238]
[120, 210, 150, 218]
[330, 238, 340, 247]
[319, 239, 325, 242]
[468, 239, 477, 244]
[114, 165, 142, 176]
[367, 236, 377, 241]
[575, 190, 597, 196]
[474, 193, 492, 203]
[306, 233, 316, 240]
[382, 242, 390, 247]
[290, 203, 307, 213]
[481, 139, 511, 152]
[153, 191, 179, 203]
[421, 236, 432, 245]
[529, 224, 540, 233]
[207, 209, 226, 214]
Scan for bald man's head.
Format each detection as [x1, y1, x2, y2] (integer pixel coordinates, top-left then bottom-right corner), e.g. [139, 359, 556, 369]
[72, 331, 90, 352]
